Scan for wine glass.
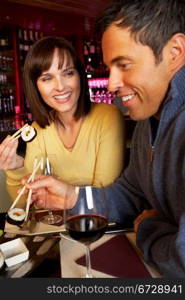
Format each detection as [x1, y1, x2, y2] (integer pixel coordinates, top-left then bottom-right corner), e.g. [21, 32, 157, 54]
[40, 156, 63, 225]
[64, 185, 108, 278]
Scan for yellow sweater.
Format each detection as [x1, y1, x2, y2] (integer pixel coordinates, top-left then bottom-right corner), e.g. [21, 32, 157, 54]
[6, 103, 125, 206]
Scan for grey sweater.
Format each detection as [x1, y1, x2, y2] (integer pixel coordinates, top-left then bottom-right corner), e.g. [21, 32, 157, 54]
[103, 66, 185, 277]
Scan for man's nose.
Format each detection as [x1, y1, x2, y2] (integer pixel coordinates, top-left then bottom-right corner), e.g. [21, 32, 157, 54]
[107, 70, 124, 93]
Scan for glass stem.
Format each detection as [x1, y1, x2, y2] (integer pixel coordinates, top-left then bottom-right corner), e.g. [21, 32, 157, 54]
[85, 244, 93, 278]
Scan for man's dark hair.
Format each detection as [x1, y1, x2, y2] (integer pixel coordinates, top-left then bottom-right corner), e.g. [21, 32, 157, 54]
[24, 36, 91, 128]
[96, 0, 185, 62]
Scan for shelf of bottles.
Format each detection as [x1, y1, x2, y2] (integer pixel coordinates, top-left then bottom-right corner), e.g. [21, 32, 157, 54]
[18, 28, 43, 68]
[17, 27, 43, 117]
[83, 38, 115, 104]
[88, 77, 115, 104]
[0, 25, 43, 132]
[0, 25, 16, 119]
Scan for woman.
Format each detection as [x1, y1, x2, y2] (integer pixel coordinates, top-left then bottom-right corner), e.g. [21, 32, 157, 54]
[0, 36, 125, 206]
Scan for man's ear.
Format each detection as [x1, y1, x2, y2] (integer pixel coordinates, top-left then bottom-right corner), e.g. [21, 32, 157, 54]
[168, 33, 185, 72]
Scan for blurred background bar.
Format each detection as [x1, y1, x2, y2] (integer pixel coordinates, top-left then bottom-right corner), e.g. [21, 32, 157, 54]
[0, 0, 136, 212]
[0, 0, 135, 131]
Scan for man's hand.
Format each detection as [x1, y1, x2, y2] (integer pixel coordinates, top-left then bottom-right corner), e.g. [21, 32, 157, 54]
[21, 175, 78, 210]
[134, 209, 158, 232]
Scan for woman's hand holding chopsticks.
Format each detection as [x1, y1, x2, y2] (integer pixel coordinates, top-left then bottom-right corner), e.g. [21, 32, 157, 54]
[0, 135, 24, 170]
[0, 124, 30, 171]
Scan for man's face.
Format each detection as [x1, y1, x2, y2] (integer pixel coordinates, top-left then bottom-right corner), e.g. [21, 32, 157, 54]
[102, 24, 172, 120]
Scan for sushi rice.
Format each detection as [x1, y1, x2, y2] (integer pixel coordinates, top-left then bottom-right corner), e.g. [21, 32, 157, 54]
[7, 208, 26, 225]
[21, 125, 37, 142]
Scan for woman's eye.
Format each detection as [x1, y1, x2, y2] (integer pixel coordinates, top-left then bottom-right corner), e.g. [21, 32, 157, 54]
[41, 76, 51, 82]
[66, 70, 75, 76]
[43, 76, 51, 81]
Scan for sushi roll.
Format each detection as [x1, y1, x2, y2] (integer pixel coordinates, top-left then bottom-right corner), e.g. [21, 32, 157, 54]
[0, 250, 5, 271]
[21, 125, 37, 142]
[7, 208, 26, 226]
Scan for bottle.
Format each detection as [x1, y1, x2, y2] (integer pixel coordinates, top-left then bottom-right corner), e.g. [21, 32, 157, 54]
[9, 89, 15, 115]
[28, 29, 35, 47]
[89, 39, 96, 76]
[18, 28, 24, 63]
[2, 56, 7, 71]
[1, 89, 8, 115]
[7, 56, 13, 71]
[0, 55, 2, 70]
[34, 31, 40, 41]
[83, 42, 89, 66]
[95, 90, 101, 103]
[23, 29, 29, 52]
[0, 89, 3, 116]
[5, 89, 12, 115]
[86, 64, 93, 79]
[0, 27, 9, 50]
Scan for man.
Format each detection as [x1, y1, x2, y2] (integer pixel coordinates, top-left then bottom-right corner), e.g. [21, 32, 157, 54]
[26, 0, 185, 277]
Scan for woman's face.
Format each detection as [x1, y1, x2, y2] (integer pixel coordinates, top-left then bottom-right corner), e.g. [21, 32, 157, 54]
[37, 49, 81, 117]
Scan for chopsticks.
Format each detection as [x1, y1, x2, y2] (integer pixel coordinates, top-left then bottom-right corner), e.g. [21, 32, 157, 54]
[24, 158, 38, 221]
[25, 157, 51, 220]
[11, 123, 29, 140]
[9, 157, 44, 210]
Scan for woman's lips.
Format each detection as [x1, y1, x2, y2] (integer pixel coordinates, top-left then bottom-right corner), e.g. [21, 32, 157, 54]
[53, 92, 71, 103]
[54, 92, 71, 100]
